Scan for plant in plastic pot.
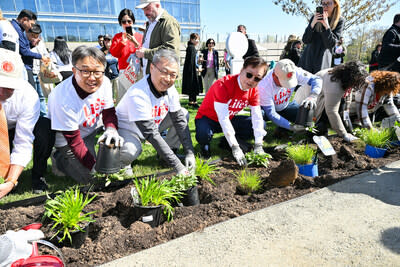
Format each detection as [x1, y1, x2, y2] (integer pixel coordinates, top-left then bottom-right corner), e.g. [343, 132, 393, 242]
[235, 169, 262, 195]
[286, 144, 318, 177]
[245, 151, 272, 168]
[43, 186, 97, 248]
[169, 173, 200, 206]
[356, 127, 391, 158]
[132, 176, 181, 226]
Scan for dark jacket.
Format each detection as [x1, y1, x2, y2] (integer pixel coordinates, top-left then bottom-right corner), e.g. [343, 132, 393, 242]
[201, 49, 219, 78]
[10, 19, 42, 70]
[369, 50, 380, 72]
[378, 24, 400, 72]
[243, 38, 259, 59]
[182, 42, 200, 96]
[298, 16, 344, 74]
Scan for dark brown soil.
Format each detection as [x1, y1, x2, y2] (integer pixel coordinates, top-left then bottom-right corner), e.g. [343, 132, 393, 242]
[1, 137, 400, 266]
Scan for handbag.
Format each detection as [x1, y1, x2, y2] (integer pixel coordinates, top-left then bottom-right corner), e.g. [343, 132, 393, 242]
[39, 61, 63, 84]
[115, 54, 141, 103]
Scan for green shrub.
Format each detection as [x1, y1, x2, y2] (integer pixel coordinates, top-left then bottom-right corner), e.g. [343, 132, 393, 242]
[43, 186, 97, 244]
[133, 176, 181, 221]
[194, 157, 217, 185]
[235, 169, 262, 194]
[245, 151, 272, 168]
[169, 173, 198, 192]
[356, 127, 392, 148]
[286, 144, 316, 165]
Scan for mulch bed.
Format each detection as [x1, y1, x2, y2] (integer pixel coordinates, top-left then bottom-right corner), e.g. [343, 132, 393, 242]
[1, 137, 399, 266]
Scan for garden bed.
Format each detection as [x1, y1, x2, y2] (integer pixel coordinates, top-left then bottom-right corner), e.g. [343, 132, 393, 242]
[1, 136, 400, 266]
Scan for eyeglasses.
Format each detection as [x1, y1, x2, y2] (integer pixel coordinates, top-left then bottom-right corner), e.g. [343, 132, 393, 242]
[246, 72, 262, 82]
[74, 66, 105, 78]
[121, 19, 133, 24]
[152, 63, 178, 79]
[209, 42, 215, 45]
[321, 1, 333, 6]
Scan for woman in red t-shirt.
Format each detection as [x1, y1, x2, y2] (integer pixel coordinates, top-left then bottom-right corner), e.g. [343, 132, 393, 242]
[109, 8, 143, 71]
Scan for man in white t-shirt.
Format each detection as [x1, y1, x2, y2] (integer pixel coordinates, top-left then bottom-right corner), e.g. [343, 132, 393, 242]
[48, 46, 123, 183]
[0, 48, 40, 198]
[117, 49, 195, 175]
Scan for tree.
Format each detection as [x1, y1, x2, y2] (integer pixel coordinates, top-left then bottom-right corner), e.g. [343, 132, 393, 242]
[273, 0, 396, 31]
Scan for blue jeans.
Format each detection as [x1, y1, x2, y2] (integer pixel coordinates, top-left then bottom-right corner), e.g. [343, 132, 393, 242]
[262, 101, 300, 125]
[195, 115, 254, 146]
[33, 74, 47, 117]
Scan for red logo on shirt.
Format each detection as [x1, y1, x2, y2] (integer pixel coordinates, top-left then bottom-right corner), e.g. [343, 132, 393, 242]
[228, 99, 248, 117]
[152, 103, 169, 125]
[82, 98, 106, 127]
[274, 88, 292, 105]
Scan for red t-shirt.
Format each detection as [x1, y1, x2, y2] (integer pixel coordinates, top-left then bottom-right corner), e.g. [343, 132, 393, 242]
[195, 74, 260, 122]
[109, 32, 143, 70]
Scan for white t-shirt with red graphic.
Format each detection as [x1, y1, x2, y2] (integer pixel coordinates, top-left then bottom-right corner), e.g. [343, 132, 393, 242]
[196, 74, 259, 121]
[116, 76, 181, 140]
[48, 76, 114, 147]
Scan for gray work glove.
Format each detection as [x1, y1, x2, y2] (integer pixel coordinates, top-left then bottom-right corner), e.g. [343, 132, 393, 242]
[232, 145, 247, 166]
[253, 143, 265, 154]
[185, 152, 196, 171]
[98, 127, 124, 147]
[301, 94, 318, 110]
[343, 133, 359, 143]
[177, 167, 190, 176]
[289, 123, 306, 132]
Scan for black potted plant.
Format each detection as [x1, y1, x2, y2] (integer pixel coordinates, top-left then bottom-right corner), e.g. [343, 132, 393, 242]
[43, 186, 97, 248]
[169, 173, 200, 206]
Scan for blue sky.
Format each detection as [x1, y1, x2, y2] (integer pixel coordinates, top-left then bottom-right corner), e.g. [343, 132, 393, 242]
[200, 0, 400, 38]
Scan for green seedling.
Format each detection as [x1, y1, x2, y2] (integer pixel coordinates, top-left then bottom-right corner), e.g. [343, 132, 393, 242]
[169, 173, 198, 192]
[133, 176, 181, 222]
[286, 144, 316, 165]
[355, 127, 392, 148]
[94, 169, 126, 187]
[245, 151, 272, 168]
[235, 169, 262, 194]
[43, 186, 97, 244]
[194, 157, 217, 186]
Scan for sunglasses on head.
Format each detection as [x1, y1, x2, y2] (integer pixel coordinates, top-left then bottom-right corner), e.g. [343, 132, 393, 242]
[246, 72, 262, 82]
[122, 20, 133, 24]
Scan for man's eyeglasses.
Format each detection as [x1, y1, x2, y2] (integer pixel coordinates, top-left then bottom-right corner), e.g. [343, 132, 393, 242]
[74, 66, 105, 78]
[246, 72, 262, 82]
[121, 19, 133, 24]
[153, 63, 178, 79]
[321, 1, 333, 7]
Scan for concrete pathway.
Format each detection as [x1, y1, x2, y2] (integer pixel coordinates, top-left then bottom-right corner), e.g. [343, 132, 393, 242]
[100, 160, 400, 267]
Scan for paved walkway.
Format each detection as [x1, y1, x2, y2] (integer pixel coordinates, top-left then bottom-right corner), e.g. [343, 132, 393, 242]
[101, 160, 400, 267]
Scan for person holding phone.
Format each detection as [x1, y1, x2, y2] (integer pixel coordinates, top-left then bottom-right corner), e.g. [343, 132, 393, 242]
[109, 8, 143, 71]
[298, 0, 344, 74]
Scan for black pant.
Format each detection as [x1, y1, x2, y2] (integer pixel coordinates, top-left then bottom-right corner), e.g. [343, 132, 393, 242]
[26, 69, 35, 88]
[31, 117, 55, 185]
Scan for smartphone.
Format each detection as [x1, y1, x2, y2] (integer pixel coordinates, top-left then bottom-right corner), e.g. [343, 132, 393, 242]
[316, 6, 323, 14]
[126, 26, 133, 35]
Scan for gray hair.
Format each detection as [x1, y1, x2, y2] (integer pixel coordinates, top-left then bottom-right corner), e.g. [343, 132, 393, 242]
[72, 45, 106, 67]
[152, 49, 178, 66]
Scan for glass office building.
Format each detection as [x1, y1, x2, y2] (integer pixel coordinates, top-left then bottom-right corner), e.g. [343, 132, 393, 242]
[0, 0, 200, 42]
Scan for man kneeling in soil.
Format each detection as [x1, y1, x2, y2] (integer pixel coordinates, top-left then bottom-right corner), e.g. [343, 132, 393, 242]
[195, 56, 268, 166]
[116, 49, 195, 175]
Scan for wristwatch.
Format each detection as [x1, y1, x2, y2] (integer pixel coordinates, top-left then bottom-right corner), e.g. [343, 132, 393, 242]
[5, 177, 18, 187]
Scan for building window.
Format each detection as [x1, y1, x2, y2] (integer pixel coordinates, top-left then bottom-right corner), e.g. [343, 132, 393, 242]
[62, 0, 76, 13]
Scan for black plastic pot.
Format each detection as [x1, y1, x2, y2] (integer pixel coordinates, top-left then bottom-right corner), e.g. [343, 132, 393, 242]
[295, 105, 314, 127]
[56, 221, 90, 249]
[182, 186, 200, 206]
[95, 141, 121, 174]
[133, 204, 162, 228]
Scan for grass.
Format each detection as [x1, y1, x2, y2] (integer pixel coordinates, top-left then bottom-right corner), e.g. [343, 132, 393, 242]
[355, 127, 392, 148]
[286, 144, 317, 165]
[235, 169, 262, 194]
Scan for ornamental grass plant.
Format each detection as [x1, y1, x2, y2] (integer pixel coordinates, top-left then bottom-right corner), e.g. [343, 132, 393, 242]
[356, 127, 392, 148]
[286, 144, 316, 165]
[245, 151, 272, 168]
[43, 186, 97, 244]
[194, 157, 217, 185]
[235, 169, 262, 195]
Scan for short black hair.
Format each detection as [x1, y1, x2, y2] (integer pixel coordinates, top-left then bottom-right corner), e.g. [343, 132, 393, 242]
[29, 24, 42, 34]
[98, 35, 104, 39]
[118, 8, 135, 26]
[17, 9, 37, 21]
[394, 14, 400, 24]
[243, 56, 267, 73]
[205, 38, 215, 46]
[72, 45, 106, 67]
[237, 24, 246, 31]
[190, 33, 199, 40]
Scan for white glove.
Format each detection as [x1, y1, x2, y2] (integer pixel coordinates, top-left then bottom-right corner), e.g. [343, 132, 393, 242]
[253, 143, 265, 154]
[98, 127, 124, 147]
[301, 94, 318, 109]
[90, 164, 96, 175]
[177, 167, 190, 176]
[185, 152, 196, 171]
[232, 145, 247, 166]
[343, 133, 359, 143]
[289, 124, 306, 132]
[0, 229, 44, 267]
